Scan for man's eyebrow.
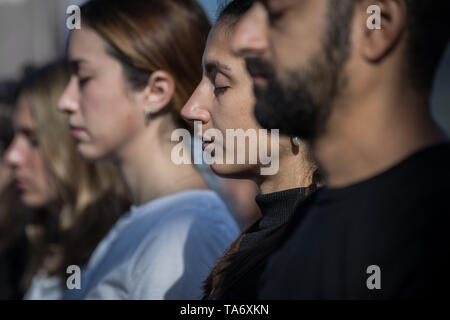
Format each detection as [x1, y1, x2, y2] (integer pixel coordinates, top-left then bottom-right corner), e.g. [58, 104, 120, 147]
[204, 60, 232, 78]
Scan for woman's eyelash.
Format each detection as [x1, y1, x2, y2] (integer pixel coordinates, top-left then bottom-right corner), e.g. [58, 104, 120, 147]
[28, 136, 39, 147]
[214, 87, 229, 96]
[268, 8, 286, 25]
[78, 76, 91, 87]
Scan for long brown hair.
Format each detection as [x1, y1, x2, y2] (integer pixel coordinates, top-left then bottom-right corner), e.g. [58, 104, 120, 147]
[80, 0, 211, 127]
[19, 61, 130, 288]
[202, 0, 321, 299]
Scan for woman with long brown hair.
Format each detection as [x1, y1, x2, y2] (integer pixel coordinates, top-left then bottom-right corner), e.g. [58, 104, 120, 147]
[58, 0, 239, 299]
[181, 0, 319, 299]
[4, 61, 130, 299]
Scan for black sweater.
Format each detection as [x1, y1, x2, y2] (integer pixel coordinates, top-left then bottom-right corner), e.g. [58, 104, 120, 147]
[212, 188, 308, 300]
[260, 143, 450, 299]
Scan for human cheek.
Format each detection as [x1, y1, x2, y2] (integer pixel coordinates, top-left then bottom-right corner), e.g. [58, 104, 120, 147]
[79, 77, 114, 129]
[226, 92, 255, 130]
[30, 150, 49, 187]
[211, 99, 232, 133]
[77, 89, 97, 135]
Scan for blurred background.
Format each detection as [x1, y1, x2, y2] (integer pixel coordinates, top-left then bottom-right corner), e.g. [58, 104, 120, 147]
[0, 0, 219, 80]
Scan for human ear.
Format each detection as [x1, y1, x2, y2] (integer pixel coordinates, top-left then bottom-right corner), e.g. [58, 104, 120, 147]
[143, 70, 175, 115]
[356, 0, 407, 62]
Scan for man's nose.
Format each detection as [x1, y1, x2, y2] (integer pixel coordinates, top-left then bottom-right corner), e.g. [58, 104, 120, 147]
[231, 3, 269, 57]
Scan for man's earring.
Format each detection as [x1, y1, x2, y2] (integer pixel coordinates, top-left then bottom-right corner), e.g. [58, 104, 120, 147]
[291, 136, 301, 147]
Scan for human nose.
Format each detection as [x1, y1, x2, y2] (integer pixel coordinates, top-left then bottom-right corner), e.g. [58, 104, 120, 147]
[231, 3, 270, 58]
[181, 79, 213, 125]
[4, 136, 26, 169]
[58, 76, 80, 114]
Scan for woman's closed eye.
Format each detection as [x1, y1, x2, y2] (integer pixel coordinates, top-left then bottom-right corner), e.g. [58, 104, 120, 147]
[29, 137, 39, 148]
[78, 76, 92, 88]
[214, 86, 229, 96]
[213, 74, 230, 97]
[19, 131, 39, 148]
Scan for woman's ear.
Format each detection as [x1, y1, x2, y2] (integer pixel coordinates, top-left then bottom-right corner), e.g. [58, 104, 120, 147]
[144, 70, 175, 115]
[357, 0, 407, 62]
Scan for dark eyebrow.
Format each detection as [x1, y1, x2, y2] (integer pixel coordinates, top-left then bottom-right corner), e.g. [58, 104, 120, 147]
[204, 60, 232, 79]
[17, 127, 36, 139]
[68, 58, 89, 74]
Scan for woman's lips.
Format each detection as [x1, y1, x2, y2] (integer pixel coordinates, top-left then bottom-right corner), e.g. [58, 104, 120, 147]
[202, 141, 213, 151]
[202, 137, 215, 151]
[70, 126, 85, 138]
[16, 178, 28, 190]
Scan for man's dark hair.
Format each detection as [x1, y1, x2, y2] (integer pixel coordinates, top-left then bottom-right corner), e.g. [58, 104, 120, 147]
[403, 0, 450, 90]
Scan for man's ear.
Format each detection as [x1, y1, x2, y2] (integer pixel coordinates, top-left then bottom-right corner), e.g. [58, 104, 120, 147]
[144, 70, 175, 115]
[357, 0, 407, 62]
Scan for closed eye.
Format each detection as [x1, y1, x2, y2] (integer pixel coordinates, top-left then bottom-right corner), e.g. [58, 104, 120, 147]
[268, 9, 285, 25]
[214, 87, 229, 97]
[78, 76, 91, 88]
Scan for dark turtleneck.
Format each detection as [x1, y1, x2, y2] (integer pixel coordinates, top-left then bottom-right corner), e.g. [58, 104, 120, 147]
[209, 187, 309, 300]
[239, 188, 308, 250]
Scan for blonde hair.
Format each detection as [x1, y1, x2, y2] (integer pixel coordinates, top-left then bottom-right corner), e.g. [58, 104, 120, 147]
[20, 61, 129, 287]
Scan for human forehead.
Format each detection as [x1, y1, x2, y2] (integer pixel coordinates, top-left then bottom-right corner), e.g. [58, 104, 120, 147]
[14, 97, 37, 141]
[259, 0, 299, 10]
[68, 27, 110, 68]
[203, 23, 242, 73]
[15, 95, 34, 126]
[205, 23, 234, 58]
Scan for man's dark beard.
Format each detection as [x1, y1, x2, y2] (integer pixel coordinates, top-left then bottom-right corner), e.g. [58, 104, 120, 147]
[248, 56, 339, 140]
[246, 0, 353, 140]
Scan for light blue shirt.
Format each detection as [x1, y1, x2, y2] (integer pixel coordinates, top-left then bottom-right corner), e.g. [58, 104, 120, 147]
[63, 190, 239, 300]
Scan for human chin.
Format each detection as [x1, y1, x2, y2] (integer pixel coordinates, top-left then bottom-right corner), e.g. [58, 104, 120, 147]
[211, 163, 258, 180]
[21, 192, 37, 207]
[22, 190, 50, 208]
[77, 141, 111, 162]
